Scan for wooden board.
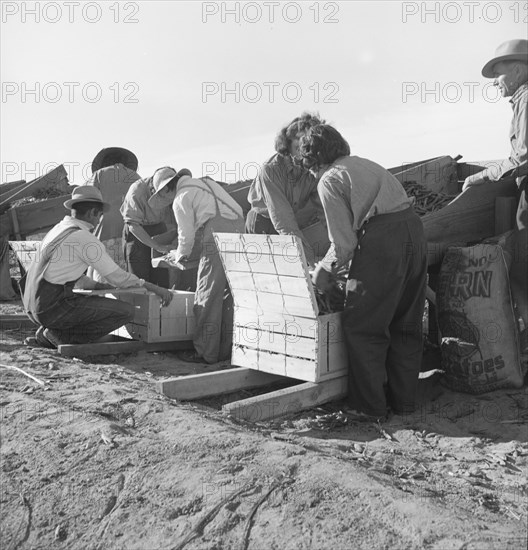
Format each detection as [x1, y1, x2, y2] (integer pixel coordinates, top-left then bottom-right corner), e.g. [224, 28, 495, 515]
[1, 195, 69, 239]
[423, 180, 517, 265]
[393, 156, 458, 195]
[157, 367, 283, 400]
[116, 290, 195, 342]
[0, 165, 69, 213]
[57, 338, 192, 357]
[0, 314, 35, 329]
[222, 375, 348, 422]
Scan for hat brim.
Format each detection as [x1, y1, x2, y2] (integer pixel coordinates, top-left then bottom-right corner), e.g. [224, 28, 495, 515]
[91, 147, 139, 173]
[64, 198, 111, 212]
[149, 169, 192, 202]
[482, 53, 528, 77]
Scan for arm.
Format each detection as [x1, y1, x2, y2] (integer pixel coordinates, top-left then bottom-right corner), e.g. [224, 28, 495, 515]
[171, 191, 197, 262]
[317, 174, 357, 272]
[463, 98, 527, 190]
[260, 162, 316, 266]
[126, 222, 173, 253]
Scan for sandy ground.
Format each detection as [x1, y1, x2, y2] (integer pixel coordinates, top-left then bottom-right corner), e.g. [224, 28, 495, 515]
[1, 298, 527, 550]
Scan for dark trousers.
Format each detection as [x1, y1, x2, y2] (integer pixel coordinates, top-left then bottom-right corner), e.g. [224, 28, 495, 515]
[509, 179, 528, 329]
[343, 208, 427, 417]
[35, 279, 134, 345]
[123, 222, 166, 284]
[245, 209, 278, 235]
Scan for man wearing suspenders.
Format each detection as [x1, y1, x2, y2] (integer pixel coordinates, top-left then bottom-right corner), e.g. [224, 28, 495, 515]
[150, 174, 244, 363]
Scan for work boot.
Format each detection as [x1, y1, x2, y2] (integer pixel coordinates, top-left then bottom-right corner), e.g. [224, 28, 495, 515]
[24, 326, 57, 349]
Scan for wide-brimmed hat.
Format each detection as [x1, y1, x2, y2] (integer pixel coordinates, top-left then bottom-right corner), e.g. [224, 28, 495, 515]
[64, 186, 111, 212]
[91, 147, 139, 173]
[150, 166, 192, 199]
[482, 39, 528, 77]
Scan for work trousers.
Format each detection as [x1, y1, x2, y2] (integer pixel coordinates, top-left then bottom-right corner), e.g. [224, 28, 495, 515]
[35, 279, 134, 345]
[193, 215, 244, 363]
[509, 178, 528, 332]
[343, 207, 427, 417]
[123, 222, 166, 283]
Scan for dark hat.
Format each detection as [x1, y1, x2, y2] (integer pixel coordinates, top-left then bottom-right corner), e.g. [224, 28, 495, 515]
[91, 147, 139, 173]
[482, 39, 528, 78]
[64, 186, 111, 212]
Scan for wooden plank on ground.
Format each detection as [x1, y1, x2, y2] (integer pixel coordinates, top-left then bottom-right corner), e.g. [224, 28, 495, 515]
[222, 375, 348, 422]
[57, 338, 192, 357]
[157, 367, 284, 400]
[0, 314, 34, 329]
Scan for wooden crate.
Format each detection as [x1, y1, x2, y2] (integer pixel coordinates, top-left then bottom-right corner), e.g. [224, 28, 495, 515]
[214, 233, 348, 383]
[115, 289, 195, 343]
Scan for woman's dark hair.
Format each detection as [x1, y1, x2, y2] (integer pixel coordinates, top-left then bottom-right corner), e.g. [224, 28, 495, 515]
[299, 124, 350, 169]
[72, 201, 104, 217]
[274, 112, 326, 155]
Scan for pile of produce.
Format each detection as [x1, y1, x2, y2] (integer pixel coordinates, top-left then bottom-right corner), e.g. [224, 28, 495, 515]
[402, 180, 456, 216]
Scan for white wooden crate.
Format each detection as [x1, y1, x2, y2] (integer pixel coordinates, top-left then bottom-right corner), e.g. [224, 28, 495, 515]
[115, 289, 195, 343]
[214, 233, 348, 383]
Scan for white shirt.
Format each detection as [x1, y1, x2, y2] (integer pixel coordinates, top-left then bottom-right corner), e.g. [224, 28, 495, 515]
[172, 176, 243, 256]
[42, 216, 142, 288]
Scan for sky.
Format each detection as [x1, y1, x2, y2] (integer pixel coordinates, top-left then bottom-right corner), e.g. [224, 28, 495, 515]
[1, 0, 526, 185]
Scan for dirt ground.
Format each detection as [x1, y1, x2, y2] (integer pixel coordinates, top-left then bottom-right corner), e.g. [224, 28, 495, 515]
[1, 299, 527, 550]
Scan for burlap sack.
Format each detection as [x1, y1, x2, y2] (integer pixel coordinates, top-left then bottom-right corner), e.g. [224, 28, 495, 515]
[437, 244, 523, 393]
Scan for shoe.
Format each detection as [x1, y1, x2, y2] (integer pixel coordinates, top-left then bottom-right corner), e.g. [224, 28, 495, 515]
[177, 350, 205, 363]
[24, 327, 57, 349]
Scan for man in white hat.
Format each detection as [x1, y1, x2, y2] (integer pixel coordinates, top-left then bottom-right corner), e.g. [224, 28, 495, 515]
[163, 174, 244, 364]
[120, 166, 191, 282]
[22, 186, 172, 349]
[463, 38, 528, 338]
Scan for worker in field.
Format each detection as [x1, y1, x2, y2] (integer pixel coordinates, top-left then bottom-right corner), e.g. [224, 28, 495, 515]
[80, 147, 141, 272]
[300, 124, 427, 421]
[121, 166, 190, 283]
[246, 112, 325, 267]
[462, 39, 527, 345]
[156, 173, 244, 363]
[22, 186, 172, 349]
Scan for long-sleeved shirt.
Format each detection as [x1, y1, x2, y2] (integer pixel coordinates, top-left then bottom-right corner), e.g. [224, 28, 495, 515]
[173, 176, 243, 257]
[318, 156, 412, 270]
[480, 83, 527, 185]
[247, 153, 321, 239]
[81, 163, 141, 240]
[120, 177, 174, 227]
[42, 216, 142, 288]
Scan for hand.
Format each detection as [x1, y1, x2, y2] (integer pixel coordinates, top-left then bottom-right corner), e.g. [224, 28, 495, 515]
[155, 244, 174, 254]
[177, 255, 189, 264]
[152, 286, 173, 307]
[312, 264, 334, 294]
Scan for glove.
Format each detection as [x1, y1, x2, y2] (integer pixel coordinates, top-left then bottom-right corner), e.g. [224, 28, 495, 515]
[312, 264, 334, 294]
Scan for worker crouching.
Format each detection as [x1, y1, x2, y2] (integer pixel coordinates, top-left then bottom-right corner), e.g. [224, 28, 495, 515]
[22, 186, 172, 348]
